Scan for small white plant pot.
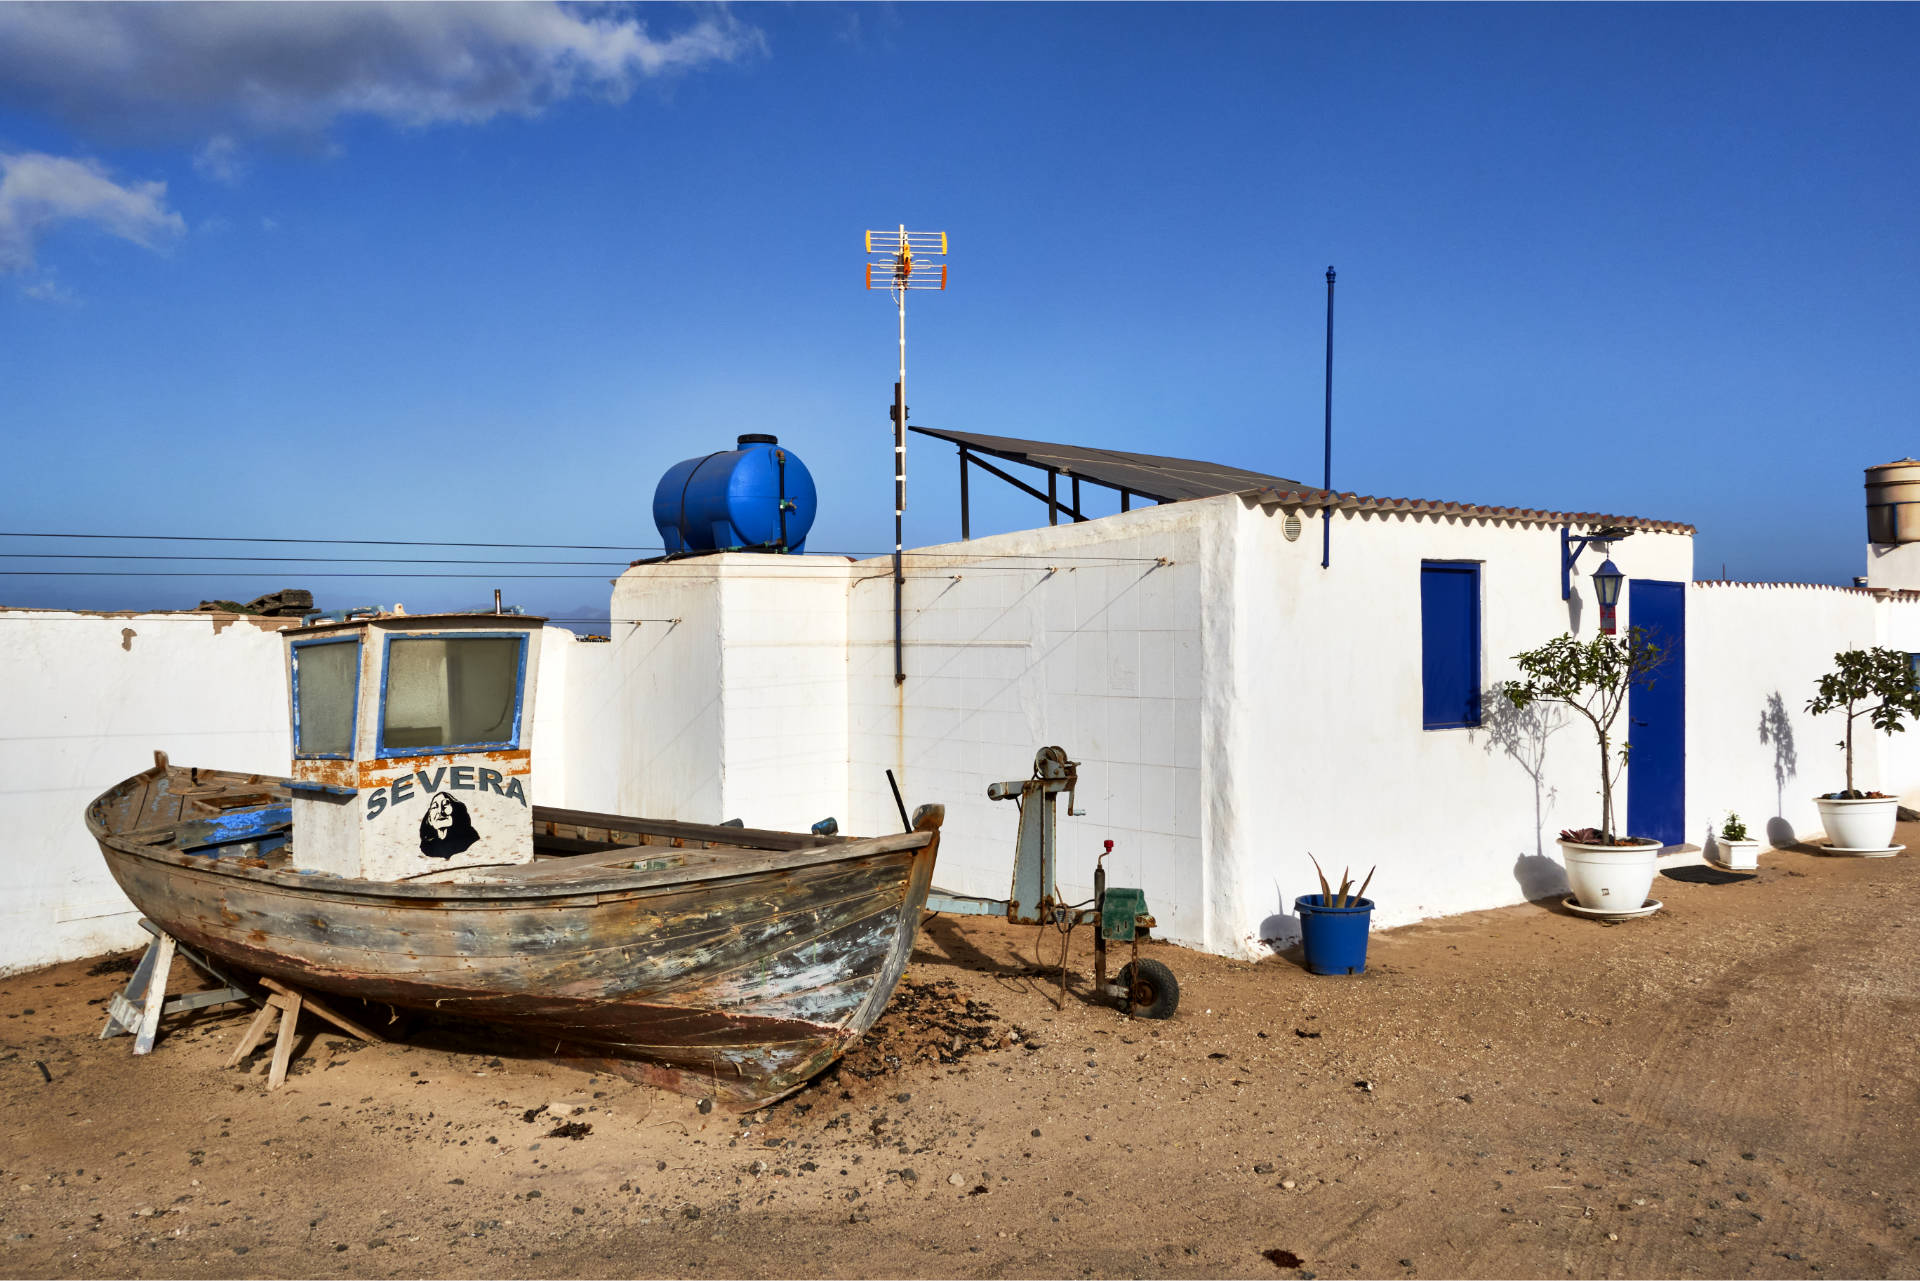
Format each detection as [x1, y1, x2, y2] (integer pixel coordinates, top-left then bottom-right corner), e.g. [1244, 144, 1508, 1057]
[1814, 795, 1899, 851]
[1715, 837, 1760, 871]
[1559, 838, 1661, 911]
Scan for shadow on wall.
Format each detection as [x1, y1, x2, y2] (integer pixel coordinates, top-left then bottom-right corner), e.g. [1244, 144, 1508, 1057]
[1759, 690, 1798, 846]
[1474, 676, 1566, 868]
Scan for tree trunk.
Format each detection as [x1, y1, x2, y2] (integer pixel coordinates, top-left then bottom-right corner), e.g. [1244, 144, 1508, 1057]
[1598, 728, 1613, 841]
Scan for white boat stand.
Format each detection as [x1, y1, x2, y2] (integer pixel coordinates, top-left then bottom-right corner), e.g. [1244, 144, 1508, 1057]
[99, 919, 258, 1055]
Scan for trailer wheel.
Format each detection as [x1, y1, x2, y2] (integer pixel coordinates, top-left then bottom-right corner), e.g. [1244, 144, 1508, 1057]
[1118, 958, 1179, 1019]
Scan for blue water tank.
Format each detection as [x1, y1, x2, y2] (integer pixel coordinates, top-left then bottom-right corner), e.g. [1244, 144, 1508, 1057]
[652, 434, 819, 555]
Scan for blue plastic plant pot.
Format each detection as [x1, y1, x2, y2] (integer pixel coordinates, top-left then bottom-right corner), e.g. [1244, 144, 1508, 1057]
[1294, 894, 1375, 975]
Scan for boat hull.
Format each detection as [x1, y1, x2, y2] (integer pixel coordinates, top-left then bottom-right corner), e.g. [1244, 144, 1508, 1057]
[89, 763, 938, 1108]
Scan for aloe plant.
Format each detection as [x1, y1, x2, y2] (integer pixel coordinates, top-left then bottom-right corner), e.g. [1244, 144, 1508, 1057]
[1308, 853, 1374, 908]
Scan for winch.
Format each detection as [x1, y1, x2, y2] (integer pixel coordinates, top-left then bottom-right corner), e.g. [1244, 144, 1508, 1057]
[924, 746, 1178, 1018]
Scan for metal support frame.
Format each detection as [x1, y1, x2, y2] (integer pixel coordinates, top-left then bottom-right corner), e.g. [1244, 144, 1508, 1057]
[1561, 525, 1633, 600]
[958, 451, 1088, 522]
[959, 448, 971, 539]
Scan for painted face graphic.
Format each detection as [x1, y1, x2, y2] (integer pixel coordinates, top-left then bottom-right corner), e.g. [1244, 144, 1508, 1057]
[418, 791, 479, 858]
[426, 791, 455, 838]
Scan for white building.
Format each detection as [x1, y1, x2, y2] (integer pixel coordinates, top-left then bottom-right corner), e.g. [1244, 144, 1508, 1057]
[8, 448, 1920, 971]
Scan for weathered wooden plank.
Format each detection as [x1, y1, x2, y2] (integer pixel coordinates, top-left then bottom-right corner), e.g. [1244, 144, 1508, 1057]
[131, 933, 175, 1055]
[532, 804, 836, 852]
[261, 977, 384, 1043]
[225, 1000, 280, 1068]
[267, 991, 300, 1088]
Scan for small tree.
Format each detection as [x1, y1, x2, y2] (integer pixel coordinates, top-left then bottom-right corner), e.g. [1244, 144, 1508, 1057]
[1501, 627, 1665, 844]
[1805, 647, 1920, 797]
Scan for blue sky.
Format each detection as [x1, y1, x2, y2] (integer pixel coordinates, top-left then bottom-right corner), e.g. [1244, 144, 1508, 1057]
[2, 2, 1915, 620]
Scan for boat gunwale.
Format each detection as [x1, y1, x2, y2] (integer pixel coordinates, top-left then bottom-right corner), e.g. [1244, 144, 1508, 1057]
[88, 767, 936, 906]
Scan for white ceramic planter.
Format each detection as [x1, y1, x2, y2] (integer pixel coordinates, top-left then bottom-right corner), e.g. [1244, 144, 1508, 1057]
[1714, 837, 1760, 871]
[1814, 795, 1899, 851]
[1559, 838, 1661, 911]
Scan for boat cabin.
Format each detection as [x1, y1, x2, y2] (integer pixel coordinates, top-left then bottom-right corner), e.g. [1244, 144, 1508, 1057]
[283, 613, 543, 881]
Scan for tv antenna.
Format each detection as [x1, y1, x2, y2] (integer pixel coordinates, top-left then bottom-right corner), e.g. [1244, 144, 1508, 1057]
[865, 225, 949, 685]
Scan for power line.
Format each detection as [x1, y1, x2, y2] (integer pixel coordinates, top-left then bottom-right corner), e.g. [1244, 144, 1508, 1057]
[0, 531, 662, 552]
[0, 553, 631, 567]
[0, 531, 1167, 565]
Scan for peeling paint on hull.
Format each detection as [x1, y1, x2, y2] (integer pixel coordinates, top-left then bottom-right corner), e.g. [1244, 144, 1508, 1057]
[88, 763, 940, 1109]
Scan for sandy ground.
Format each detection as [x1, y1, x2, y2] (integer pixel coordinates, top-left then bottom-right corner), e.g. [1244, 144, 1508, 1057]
[3, 832, 1919, 1281]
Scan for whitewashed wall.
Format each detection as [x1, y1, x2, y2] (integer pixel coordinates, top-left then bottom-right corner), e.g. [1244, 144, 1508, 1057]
[1685, 583, 1883, 851]
[0, 611, 294, 973]
[1225, 500, 1697, 953]
[603, 557, 852, 829]
[844, 506, 1215, 950]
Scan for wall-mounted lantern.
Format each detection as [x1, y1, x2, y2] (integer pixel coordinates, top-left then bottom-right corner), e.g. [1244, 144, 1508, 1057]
[1592, 558, 1624, 634]
[1561, 524, 1633, 604]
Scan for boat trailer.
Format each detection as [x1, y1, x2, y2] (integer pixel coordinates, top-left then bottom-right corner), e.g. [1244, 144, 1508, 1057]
[925, 746, 1178, 1018]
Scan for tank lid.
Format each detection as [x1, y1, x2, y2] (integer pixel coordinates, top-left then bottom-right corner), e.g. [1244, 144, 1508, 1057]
[1866, 458, 1920, 472]
[737, 433, 779, 448]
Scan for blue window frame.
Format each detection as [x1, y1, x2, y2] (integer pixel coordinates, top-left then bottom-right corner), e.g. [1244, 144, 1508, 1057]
[1421, 561, 1482, 729]
[289, 637, 361, 759]
[375, 631, 529, 759]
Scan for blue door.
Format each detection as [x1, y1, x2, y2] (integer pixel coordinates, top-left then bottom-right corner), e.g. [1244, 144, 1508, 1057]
[1627, 579, 1686, 845]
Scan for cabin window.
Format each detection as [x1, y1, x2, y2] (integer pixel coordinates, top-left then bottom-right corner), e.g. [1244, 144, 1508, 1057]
[379, 634, 526, 755]
[290, 638, 360, 758]
[1420, 561, 1482, 729]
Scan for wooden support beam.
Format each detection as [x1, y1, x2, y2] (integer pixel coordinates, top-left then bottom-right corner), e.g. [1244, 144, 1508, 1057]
[228, 977, 387, 1091]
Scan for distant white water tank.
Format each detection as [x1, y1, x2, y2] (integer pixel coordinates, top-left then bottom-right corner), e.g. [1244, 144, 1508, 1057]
[1866, 459, 1920, 544]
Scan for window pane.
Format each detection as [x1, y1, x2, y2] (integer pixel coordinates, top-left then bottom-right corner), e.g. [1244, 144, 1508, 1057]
[383, 637, 522, 751]
[293, 642, 357, 756]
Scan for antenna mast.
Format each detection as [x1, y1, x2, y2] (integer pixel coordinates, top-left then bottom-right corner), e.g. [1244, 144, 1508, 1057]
[865, 225, 949, 685]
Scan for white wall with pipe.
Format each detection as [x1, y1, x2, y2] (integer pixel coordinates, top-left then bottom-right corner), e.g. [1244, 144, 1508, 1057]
[842, 504, 1216, 949]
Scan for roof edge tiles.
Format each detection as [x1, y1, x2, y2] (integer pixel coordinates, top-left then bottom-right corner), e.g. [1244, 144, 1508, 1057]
[1243, 486, 1695, 536]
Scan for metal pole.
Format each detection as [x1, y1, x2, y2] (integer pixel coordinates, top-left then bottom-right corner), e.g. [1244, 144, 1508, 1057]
[1322, 265, 1335, 570]
[894, 273, 907, 686]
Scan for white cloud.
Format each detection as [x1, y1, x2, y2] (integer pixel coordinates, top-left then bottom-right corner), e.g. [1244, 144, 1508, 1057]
[20, 271, 75, 304]
[0, 151, 186, 273]
[193, 134, 245, 184]
[0, 2, 765, 141]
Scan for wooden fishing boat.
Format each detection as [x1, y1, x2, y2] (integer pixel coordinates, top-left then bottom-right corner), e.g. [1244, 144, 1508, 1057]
[86, 610, 942, 1109]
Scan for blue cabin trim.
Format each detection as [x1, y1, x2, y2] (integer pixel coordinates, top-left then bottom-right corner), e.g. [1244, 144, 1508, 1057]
[1420, 560, 1483, 730]
[373, 630, 529, 760]
[289, 636, 362, 760]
